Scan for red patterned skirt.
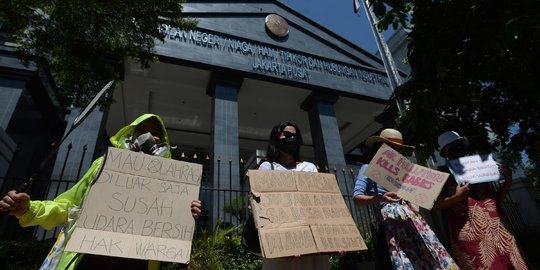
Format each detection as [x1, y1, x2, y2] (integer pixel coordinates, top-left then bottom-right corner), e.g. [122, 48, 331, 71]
[448, 197, 529, 270]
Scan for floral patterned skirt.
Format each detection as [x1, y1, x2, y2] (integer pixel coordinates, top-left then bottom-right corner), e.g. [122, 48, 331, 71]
[381, 201, 459, 270]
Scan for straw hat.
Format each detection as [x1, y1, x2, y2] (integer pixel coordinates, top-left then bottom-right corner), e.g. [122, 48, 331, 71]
[366, 128, 415, 149]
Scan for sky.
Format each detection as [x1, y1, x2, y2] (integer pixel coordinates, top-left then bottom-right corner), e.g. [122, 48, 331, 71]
[279, 0, 395, 54]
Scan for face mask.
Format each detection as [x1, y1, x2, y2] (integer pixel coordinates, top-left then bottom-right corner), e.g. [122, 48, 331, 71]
[278, 137, 300, 155]
[128, 132, 169, 157]
[446, 143, 469, 158]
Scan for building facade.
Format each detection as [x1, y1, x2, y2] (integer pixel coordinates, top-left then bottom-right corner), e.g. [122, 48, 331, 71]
[107, 1, 392, 228]
[1, 1, 394, 237]
[0, 30, 68, 239]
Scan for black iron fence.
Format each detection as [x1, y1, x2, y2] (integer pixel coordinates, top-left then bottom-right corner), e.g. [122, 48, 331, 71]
[0, 145, 527, 243]
[493, 181, 527, 232]
[198, 164, 382, 241]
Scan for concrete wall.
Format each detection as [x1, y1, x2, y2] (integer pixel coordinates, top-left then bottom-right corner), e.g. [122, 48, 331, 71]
[510, 176, 540, 228]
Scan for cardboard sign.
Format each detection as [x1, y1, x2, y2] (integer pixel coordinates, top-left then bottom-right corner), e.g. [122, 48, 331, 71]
[364, 144, 449, 209]
[248, 170, 367, 258]
[447, 154, 502, 184]
[65, 147, 202, 264]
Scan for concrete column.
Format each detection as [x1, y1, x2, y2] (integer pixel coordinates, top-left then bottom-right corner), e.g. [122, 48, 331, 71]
[510, 177, 540, 228]
[207, 73, 243, 228]
[0, 80, 24, 130]
[301, 92, 351, 195]
[0, 79, 23, 183]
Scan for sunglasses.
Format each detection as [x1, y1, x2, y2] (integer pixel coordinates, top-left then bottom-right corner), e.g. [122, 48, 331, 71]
[281, 131, 297, 139]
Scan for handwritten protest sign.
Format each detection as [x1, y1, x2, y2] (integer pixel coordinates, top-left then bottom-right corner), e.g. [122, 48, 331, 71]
[447, 154, 502, 185]
[364, 144, 449, 209]
[248, 170, 366, 258]
[65, 147, 202, 264]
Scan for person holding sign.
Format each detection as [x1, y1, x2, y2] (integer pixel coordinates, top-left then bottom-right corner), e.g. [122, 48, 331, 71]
[353, 128, 458, 270]
[0, 114, 203, 270]
[256, 122, 331, 270]
[434, 131, 529, 269]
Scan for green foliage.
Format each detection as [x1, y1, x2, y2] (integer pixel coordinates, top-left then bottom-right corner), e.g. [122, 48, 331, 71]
[160, 262, 188, 270]
[223, 196, 248, 220]
[370, 1, 413, 31]
[329, 228, 375, 269]
[0, 239, 55, 270]
[0, 231, 262, 270]
[187, 224, 262, 270]
[0, 0, 196, 107]
[368, 0, 540, 167]
[524, 164, 540, 193]
[0, 230, 379, 270]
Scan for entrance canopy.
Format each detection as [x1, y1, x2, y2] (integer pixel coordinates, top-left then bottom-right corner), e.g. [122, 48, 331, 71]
[106, 0, 392, 162]
[107, 61, 387, 161]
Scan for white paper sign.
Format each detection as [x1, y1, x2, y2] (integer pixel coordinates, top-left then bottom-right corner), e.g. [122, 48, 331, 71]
[447, 154, 502, 184]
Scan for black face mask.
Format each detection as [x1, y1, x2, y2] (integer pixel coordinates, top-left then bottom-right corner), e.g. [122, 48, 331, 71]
[446, 144, 469, 158]
[278, 137, 300, 155]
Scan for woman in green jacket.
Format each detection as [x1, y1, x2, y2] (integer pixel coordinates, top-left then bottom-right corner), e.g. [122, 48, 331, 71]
[0, 114, 202, 270]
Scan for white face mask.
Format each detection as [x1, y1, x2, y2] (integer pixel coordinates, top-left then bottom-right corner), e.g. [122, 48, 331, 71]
[126, 132, 169, 157]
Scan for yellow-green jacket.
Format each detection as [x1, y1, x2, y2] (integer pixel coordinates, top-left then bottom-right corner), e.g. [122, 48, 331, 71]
[18, 114, 170, 270]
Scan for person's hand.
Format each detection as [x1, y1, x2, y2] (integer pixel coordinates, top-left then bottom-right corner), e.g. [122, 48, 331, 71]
[190, 200, 202, 220]
[0, 190, 30, 217]
[498, 164, 512, 181]
[455, 182, 470, 200]
[408, 202, 420, 214]
[380, 192, 400, 203]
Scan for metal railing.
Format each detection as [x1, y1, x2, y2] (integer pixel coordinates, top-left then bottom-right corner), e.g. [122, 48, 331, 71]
[0, 145, 527, 243]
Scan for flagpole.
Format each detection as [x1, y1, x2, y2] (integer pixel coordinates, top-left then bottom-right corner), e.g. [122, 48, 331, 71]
[359, 1, 430, 167]
[361, 0, 406, 112]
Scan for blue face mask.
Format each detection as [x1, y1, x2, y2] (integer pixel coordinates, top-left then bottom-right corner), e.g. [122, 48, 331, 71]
[127, 132, 169, 157]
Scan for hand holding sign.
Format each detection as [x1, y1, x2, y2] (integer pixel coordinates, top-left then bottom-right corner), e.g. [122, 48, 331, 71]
[191, 200, 202, 220]
[364, 144, 449, 210]
[454, 182, 470, 200]
[381, 192, 400, 203]
[248, 170, 367, 258]
[446, 154, 502, 185]
[65, 147, 202, 264]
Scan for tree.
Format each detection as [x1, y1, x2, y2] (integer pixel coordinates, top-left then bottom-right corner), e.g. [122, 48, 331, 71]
[368, 0, 540, 166]
[1, 0, 196, 107]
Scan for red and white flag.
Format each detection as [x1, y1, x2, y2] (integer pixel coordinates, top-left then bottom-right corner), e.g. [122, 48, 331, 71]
[353, 0, 361, 14]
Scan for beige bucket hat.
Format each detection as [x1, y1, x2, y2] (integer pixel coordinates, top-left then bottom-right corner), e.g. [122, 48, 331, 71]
[366, 128, 415, 149]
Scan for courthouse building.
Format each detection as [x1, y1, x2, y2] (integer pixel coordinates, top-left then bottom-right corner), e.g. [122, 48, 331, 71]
[0, 1, 395, 236]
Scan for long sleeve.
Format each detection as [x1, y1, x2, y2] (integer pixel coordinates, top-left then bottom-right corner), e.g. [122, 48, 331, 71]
[353, 164, 371, 197]
[353, 164, 387, 198]
[18, 157, 104, 230]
